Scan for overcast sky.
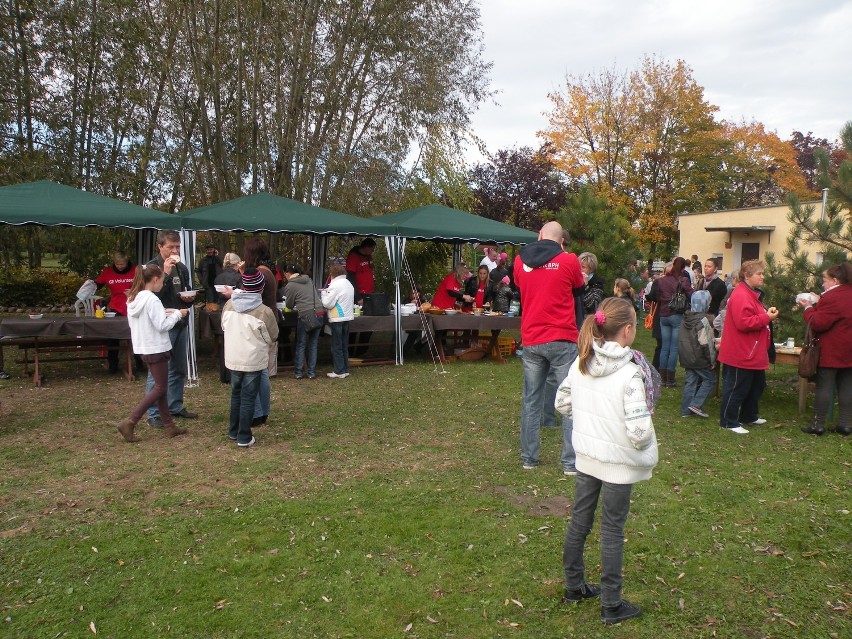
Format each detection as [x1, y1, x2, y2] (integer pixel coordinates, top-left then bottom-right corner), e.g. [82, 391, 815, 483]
[468, 0, 851, 162]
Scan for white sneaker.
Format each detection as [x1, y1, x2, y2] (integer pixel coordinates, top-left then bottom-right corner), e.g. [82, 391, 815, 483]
[749, 418, 767, 425]
[327, 372, 350, 379]
[522, 464, 537, 470]
[237, 436, 256, 447]
[727, 426, 749, 434]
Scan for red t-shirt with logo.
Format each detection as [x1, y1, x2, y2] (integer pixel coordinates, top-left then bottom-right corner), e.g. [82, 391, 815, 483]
[95, 263, 137, 316]
[513, 252, 584, 346]
[432, 273, 463, 309]
[346, 249, 375, 295]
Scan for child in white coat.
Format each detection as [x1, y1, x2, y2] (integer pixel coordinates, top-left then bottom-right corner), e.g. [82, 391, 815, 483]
[117, 264, 188, 442]
[555, 297, 658, 624]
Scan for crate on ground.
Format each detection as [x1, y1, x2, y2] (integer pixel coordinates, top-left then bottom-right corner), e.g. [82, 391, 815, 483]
[491, 336, 515, 358]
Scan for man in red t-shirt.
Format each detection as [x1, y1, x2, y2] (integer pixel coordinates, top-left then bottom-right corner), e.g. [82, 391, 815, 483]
[513, 221, 585, 473]
[346, 238, 376, 305]
[94, 251, 139, 373]
[346, 238, 377, 354]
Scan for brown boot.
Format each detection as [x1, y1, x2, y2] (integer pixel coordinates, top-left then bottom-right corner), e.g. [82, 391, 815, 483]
[668, 370, 678, 387]
[163, 422, 188, 438]
[117, 418, 138, 443]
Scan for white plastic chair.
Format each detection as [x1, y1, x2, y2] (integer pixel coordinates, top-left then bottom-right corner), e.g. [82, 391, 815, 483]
[74, 295, 103, 317]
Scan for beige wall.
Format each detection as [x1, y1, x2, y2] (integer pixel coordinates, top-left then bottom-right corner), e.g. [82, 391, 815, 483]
[677, 201, 825, 276]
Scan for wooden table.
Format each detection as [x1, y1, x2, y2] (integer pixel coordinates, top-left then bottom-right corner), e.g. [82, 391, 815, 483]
[0, 316, 135, 385]
[429, 313, 521, 364]
[774, 347, 808, 414]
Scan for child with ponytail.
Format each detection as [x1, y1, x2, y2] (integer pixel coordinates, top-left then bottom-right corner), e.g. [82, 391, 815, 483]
[555, 297, 659, 624]
[116, 264, 188, 442]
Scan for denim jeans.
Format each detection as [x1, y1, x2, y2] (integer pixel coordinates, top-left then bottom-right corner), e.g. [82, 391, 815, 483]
[330, 321, 350, 374]
[252, 368, 270, 420]
[147, 322, 188, 419]
[295, 322, 321, 377]
[541, 368, 559, 428]
[229, 369, 262, 445]
[659, 314, 683, 371]
[719, 365, 766, 428]
[680, 367, 716, 415]
[520, 341, 577, 469]
[563, 472, 633, 607]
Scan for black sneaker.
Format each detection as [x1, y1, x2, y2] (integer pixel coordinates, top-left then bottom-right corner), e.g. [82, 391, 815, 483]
[147, 416, 164, 429]
[601, 599, 641, 624]
[170, 408, 198, 419]
[562, 583, 600, 603]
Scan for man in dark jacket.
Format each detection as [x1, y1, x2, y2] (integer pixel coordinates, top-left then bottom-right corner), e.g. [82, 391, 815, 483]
[701, 258, 727, 318]
[197, 244, 223, 302]
[145, 230, 198, 427]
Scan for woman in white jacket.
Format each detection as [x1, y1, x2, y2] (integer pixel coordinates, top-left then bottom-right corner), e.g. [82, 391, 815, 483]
[321, 263, 355, 378]
[117, 264, 188, 442]
[555, 297, 658, 625]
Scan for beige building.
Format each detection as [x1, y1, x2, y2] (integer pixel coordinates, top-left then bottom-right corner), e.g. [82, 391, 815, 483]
[677, 200, 827, 276]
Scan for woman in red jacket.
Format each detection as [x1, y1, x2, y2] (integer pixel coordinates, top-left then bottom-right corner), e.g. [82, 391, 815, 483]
[798, 262, 852, 436]
[717, 260, 779, 434]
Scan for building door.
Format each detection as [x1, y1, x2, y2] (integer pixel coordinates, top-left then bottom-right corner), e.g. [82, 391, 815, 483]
[742, 242, 760, 262]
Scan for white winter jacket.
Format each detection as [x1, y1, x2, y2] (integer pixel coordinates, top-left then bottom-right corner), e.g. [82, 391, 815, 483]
[221, 292, 279, 372]
[555, 340, 658, 484]
[126, 290, 181, 355]
[320, 275, 355, 322]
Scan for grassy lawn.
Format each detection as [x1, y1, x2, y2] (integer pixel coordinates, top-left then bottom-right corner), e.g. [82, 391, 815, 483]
[0, 328, 849, 638]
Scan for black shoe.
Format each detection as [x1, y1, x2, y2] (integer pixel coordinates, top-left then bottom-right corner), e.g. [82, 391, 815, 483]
[251, 415, 268, 427]
[836, 426, 852, 436]
[147, 416, 164, 429]
[801, 423, 825, 435]
[562, 583, 601, 603]
[601, 599, 641, 625]
[171, 408, 198, 419]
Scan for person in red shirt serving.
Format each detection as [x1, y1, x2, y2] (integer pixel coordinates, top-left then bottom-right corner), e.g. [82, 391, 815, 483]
[346, 238, 377, 355]
[432, 263, 472, 309]
[464, 264, 492, 310]
[717, 260, 779, 434]
[94, 251, 141, 374]
[346, 238, 377, 304]
[514, 221, 585, 473]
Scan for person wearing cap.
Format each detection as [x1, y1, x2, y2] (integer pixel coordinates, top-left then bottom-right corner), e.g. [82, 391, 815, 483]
[283, 264, 325, 379]
[221, 268, 279, 447]
[492, 275, 514, 313]
[197, 244, 223, 302]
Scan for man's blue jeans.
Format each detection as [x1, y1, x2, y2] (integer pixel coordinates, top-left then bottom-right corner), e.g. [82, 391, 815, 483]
[681, 367, 715, 415]
[229, 369, 262, 445]
[563, 472, 633, 607]
[520, 340, 577, 470]
[294, 322, 321, 377]
[147, 322, 187, 419]
[659, 314, 683, 371]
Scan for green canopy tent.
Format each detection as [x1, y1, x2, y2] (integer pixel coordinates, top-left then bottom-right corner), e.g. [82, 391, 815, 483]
[373, 204, 538, 364]
[179, 192, 391, 285]
[0, 180, 180, 263]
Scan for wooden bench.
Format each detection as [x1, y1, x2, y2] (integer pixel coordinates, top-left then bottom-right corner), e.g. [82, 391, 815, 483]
[3, 335, 134, 386]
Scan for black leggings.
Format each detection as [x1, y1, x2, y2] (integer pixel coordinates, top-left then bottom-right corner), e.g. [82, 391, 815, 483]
[814, 367, 852, 430]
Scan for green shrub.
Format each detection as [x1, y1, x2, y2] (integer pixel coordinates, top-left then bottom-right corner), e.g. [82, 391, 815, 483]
[0, 268, 83, 306]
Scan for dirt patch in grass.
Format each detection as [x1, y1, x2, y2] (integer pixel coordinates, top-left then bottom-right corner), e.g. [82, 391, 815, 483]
[493, 485, 571, 517]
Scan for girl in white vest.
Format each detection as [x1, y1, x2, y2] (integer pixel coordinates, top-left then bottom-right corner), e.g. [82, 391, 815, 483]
[555, 297, 658, 624]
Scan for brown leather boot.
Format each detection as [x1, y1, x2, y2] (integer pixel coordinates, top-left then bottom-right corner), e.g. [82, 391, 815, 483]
[163, 422, 188, 438]
[117, 418, 138, 443]
[668, 369, 678, 387]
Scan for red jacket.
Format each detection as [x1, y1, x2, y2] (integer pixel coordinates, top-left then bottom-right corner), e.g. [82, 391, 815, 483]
[514, 249, 584, 346]
[803, 284, 852, 368]
[718, 283, 772, 370]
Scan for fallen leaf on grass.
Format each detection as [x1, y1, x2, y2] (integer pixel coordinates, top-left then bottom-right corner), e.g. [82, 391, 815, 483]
[89, 621, 97, 634]
[321, 595, 330, 603]
[404, 622, 413, 632]
[214, 600, 230, 610]
[511, 599, 523, 608]
[426, 616, 438, 623]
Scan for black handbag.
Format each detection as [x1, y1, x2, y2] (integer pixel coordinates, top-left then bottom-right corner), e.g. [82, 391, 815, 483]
[298, 285, 325, 331]
[668, 281, 688, 313]
[798, 322, 820, 379]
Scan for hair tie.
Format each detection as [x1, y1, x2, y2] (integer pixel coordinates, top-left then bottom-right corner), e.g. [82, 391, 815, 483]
[594, 310, 606, 325]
